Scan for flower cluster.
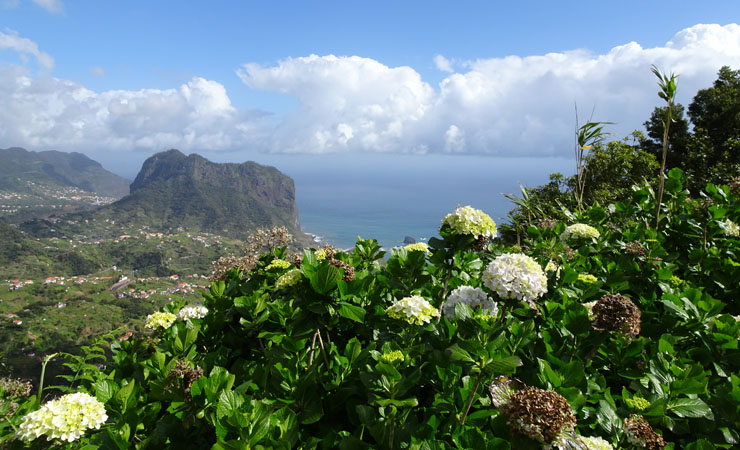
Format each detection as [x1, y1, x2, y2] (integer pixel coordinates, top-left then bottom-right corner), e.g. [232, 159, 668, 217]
[441, 206, 497, 238]
[560, 223, 600, 242]
[580, 435, 614, 450]
[501, 386, 577, 445]
[545, 260, 561, 280]
[625, 396, 651, 411]
[577, 273, 598, 284]
[719, 219, 740, 237]
[275, 268, 302, 289]
[591, 294, 641, 337]
[482, 253, 547, 308]
[265, 259, 291, 271]
[404, 242, 429, 252]
[379, 350, 405, 365]
[624, 414, 666, 450]
[18, 392, 107, 443]
[441, 285, 498, 319]
[145, 312, 177, 330]
[386, 295, 440, 326]
[625, 241, 646, 256]
[177, 305, 208, 320]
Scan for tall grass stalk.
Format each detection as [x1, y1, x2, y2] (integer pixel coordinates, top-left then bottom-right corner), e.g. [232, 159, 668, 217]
[651, 65, 678, 228]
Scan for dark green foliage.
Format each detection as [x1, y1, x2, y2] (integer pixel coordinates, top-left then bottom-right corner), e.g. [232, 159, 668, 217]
[642, 103, 691, 171]
[4, 173, 738, 448]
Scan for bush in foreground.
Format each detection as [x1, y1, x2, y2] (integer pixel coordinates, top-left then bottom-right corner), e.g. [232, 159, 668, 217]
[2, 174, 740, 449]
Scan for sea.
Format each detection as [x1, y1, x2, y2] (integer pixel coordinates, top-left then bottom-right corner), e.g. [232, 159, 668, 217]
[271, 154, 574, 250]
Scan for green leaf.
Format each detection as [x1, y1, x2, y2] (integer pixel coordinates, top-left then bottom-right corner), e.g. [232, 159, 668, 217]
[93, 379, 118, 404]
[217, 390, 244, 419]
[304, 263, 342, 295]
[489, 356, 522, 374]
[596, 399, 621, 434]
[113, 380, 135, 414]
[667, 397, 714, 419]
[337, 301, 366, 323]
[447, 344, 475, 364]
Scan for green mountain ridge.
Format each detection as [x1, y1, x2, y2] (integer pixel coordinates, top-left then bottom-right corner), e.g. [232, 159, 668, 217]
[95, 149, 305, 241]
[0, 147, 131, 198]
[16, 149, 311, 246]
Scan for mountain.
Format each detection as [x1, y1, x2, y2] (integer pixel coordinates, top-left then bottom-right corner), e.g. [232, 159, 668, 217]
[117, 149, 303, 238]
[0, 147, 131, 198]
[19, 149, 307, 242]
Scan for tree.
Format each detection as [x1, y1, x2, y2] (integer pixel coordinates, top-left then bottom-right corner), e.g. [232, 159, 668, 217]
[688, 66, 740, 148]
[642, 103, 690, 171]
[578, 141, 659, 206]
[502, 140, 658, 243]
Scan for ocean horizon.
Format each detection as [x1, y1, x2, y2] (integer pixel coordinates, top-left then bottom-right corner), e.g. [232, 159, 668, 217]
[280, 154, 574, 250]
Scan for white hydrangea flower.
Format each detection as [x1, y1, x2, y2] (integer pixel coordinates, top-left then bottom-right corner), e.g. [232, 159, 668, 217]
[580, 436, 614, 450]
[18, 392, 107, 443]
[482, 253, 547, 307]
[275, 268, 302, 289]
[386, 295, 440, 326]
[441, 205, 497, 238]
[177, 305, 208, 320]
[441, 285, 498, 319]
[545, 260, 561, 280]
[560, 223, 600, 242]
[719, 219, 740, 237]
[145, 312, 177, 329]
[583, 301, 597, 321]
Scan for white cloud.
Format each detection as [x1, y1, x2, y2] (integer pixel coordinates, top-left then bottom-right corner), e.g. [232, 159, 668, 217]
[0, 30, 54, 69]
[237, 23, 740, 156]
[0, 68, 265, 152]
[32, 0, 63, 14]
[89, 66, 105, 77]
[1, 24, 740, 159]
[434, 54, 454, 73]
[238, 54, 435, 153]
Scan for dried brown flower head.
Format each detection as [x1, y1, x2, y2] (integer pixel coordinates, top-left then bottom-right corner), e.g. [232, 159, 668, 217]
[562, 246, 576, 262]
[730, 177, 740, 196]
[538, 218, 558, 230]
[624, 414, 666, 450]
[329, 258, 355, 282]
[289, 252, 303, 268]
[0, 377, 33, 398]
[591, 294, 641, 337]
[474, 235, 491, 252]
[169, 360, 204, 401]
[210, 226, 295, 280]
[625, 242, 646, 257]
[502, 386, 577, 444]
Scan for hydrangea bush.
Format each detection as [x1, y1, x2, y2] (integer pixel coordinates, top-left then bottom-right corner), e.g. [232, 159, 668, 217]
[3, 169, 739, 449]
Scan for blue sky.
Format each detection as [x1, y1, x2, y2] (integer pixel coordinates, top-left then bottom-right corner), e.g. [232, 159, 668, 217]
[2, 0, 740, 177]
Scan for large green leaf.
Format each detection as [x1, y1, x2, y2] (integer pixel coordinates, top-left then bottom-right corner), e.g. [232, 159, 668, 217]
[337, 301, 366, 323]
[667, 397, 714, 419]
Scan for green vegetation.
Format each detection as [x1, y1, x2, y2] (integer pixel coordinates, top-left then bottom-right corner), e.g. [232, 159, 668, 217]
[3, 168, 739, 448]
[2, 66, 740, 449]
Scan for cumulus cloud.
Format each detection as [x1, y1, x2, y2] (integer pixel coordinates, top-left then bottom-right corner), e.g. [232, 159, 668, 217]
[0, 66, 266, 152]
[434, 54, 454, 73]
[238, 54, 435, 153]
[0, 30, 54, 69]
[2, 24, 740, 158]
[32, 0, 63, 14]
[237, 23, 740, 156]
